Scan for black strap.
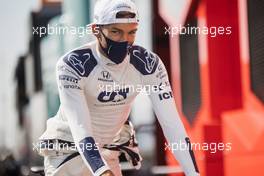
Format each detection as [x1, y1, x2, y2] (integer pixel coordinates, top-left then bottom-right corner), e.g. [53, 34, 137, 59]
[185, 137, 199, 173]
[56, 152, 80, 169]
[103, 144, 140, 167]
[119, 146, 140, 166]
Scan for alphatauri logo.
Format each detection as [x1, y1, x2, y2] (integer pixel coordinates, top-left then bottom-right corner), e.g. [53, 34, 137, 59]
[97, 88, 129, 103]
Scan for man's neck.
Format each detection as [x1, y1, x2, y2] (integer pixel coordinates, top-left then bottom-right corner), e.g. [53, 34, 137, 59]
[97, 41, 109, 58]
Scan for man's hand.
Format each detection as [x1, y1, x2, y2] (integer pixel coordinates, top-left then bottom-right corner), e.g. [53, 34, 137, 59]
[100, 170, 115, 176]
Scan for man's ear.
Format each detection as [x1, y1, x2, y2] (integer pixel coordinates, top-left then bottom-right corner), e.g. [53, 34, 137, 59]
[92, 24, 101, 39]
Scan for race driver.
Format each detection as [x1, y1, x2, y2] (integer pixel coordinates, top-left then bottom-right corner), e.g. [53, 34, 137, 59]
[38, 0, 200, 176]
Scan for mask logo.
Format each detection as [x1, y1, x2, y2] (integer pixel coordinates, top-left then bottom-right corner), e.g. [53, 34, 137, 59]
[97, 88, 129, 103]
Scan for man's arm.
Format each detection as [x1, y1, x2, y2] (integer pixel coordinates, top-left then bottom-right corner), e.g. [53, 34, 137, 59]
[146, 58, 200, 176]
[56, 55, 111, 176]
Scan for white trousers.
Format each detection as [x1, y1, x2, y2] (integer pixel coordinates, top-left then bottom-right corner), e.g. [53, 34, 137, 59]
[44, 150, 122, 176]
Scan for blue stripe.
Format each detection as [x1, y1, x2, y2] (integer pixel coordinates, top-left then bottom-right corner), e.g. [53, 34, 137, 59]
[79, 137, 105, 173]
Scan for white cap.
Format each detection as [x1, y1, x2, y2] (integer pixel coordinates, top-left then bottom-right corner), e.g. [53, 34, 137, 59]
[93, 0, 139, 25]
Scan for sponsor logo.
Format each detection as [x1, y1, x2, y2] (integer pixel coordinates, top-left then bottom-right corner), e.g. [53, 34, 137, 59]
[159, 91, 173, 101]
[97, 88, 129, 103]
[158, 64, 164, 71]
[156, 64, 167, 79]
[98, 71, 113, 82]
[163, 81, 170, 87]
[156, 71, 167, 79]
[59, 75, 79, 83]
[57, 65, 80, 79]
[63, 85, 81, 90]
[102, 71, 110, 79]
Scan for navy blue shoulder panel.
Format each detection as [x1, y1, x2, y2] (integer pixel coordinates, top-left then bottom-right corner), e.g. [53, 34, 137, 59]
[63, 48, 97, 77]
[129, 45, 159, 75]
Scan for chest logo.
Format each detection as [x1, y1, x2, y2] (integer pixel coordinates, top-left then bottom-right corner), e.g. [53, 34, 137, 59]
[97, 88, 129, 103]
[98, 71, 113, 82]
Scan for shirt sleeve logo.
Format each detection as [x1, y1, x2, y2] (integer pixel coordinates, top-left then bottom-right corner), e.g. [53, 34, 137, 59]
[132, 49, 158, 74]
[67, 52, 90, 76]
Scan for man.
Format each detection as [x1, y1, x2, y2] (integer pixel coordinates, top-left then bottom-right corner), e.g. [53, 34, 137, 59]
[38, 0, 200, 176]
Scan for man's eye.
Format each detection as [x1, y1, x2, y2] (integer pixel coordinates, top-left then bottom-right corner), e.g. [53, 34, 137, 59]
[111, 30, 120, 34]
[129, 31, 137, 35]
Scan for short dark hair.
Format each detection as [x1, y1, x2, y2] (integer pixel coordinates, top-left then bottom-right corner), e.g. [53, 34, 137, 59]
[116, 11, 136, 18]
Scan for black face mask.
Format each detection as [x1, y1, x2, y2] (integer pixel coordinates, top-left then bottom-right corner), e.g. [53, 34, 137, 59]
[99, 30, 132, 64]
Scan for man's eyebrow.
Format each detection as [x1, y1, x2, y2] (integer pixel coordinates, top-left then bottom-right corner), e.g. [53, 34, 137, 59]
[110, 27, 123, 31]
[129, 29, 138, 33]
[109, 27, 138, 33]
